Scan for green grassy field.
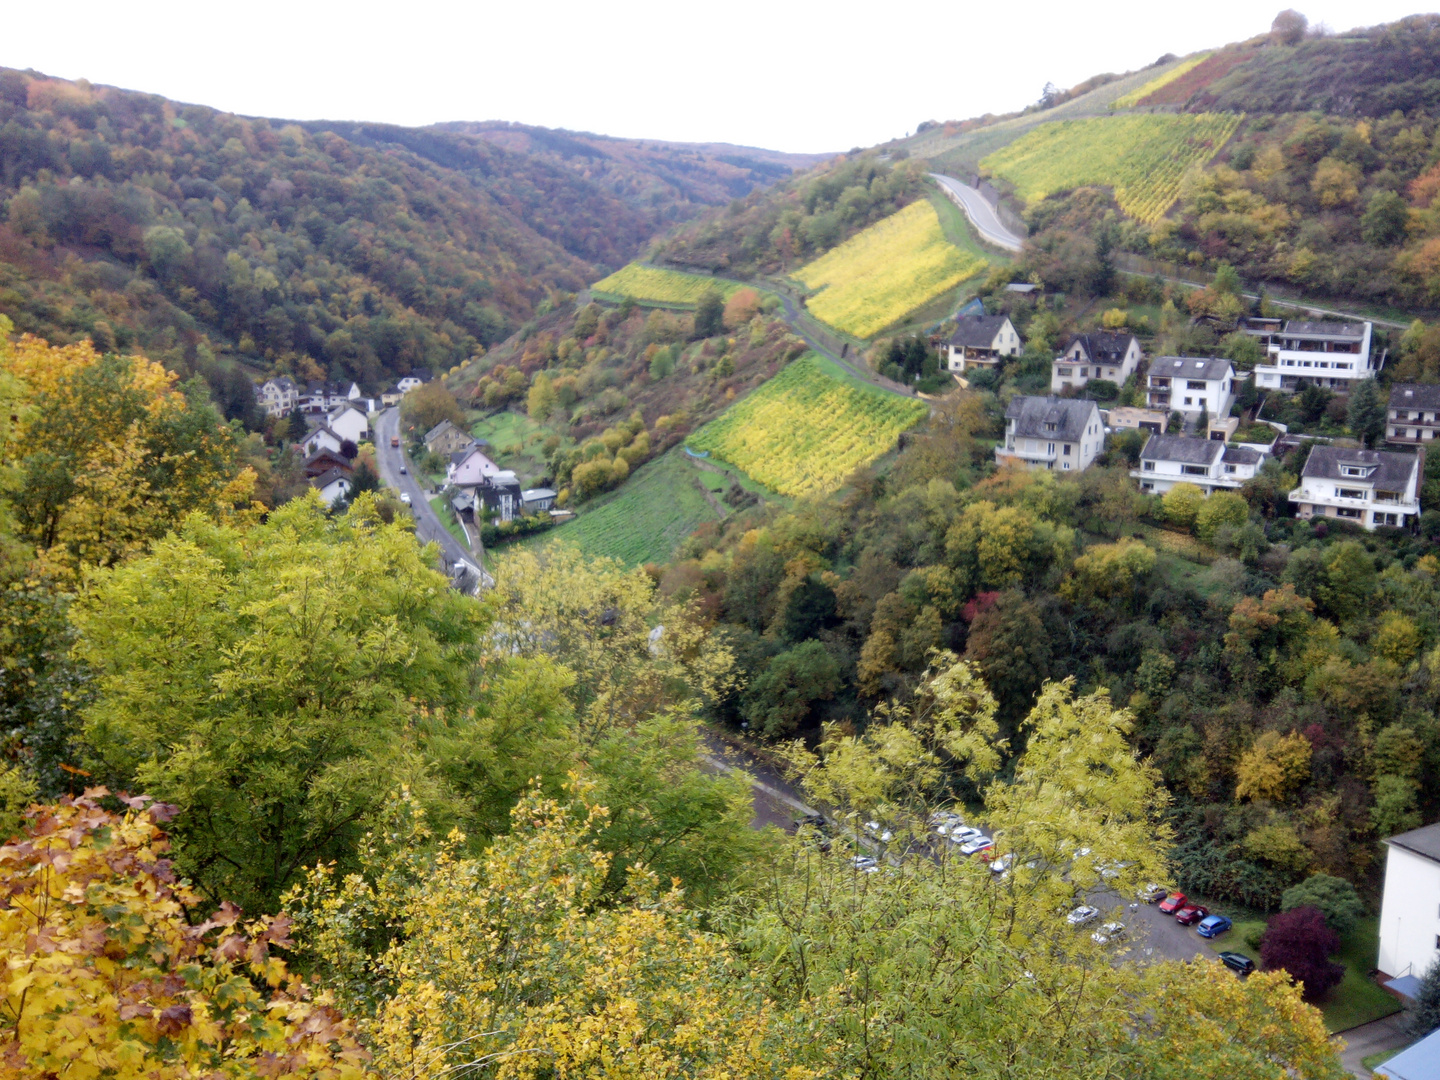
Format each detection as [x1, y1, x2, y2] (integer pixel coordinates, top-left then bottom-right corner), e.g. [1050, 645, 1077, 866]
[1215, 916, 1400, 1034]
[468, 409, 564, 486]
[687, 353, 929, 497]
[519, 449, 724, 568]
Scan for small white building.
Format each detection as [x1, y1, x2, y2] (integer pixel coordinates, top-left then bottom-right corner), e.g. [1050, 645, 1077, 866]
[299, 425, 345, 457]
[256, 377, 299, 418]
[310, 467, 353, 508]
[1378, 821, 1440, 982]
[1253, 320, 1376, 392]
[1131, 435, 1265, 496]
[1146, 356, 1236, 420]
[995, 396, 1104, 472]
[946, 315, 1021, 372]
[1289, 445, 1421, 530]
[397, 371, 433, 394]
[327, 403, 370, 445]
[1051, 332, 1143, 393]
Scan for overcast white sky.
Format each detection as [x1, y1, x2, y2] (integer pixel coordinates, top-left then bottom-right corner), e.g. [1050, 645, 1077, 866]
[3, 1, 1434, 153]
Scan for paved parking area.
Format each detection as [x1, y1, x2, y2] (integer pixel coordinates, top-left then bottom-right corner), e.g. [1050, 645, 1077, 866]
[1121, 897, 1227, 964]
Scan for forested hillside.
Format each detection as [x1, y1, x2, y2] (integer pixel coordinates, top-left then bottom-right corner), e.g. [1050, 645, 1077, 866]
[0, 68, 810, 416]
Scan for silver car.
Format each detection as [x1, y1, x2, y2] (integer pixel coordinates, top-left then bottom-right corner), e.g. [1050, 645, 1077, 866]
[1067, 904, 1100, 926]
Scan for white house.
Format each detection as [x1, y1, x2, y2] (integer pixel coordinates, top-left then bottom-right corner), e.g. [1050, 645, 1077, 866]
[397, 371, 433, 394]
[1253, 320, 1377, 392]
[300, 380, 363, 414]
[1289, 445, 1421, 530]
[310, 467, 353, 508]
[1051, 332, 1143, 393]
[256, 377, 299, 418]
[1131, 435, 1265, 496]
[300, 425, 345, 457]
[946, 315, 1021, 372]
[995, 396, 1104, 472]
[1146, 357, 1235, 420]
[327, 403, 369, 445]
[447, 445, 502, 488]
[1378, 821, 1440, 983]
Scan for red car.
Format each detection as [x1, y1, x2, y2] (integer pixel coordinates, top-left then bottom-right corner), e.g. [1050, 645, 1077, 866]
[1175, 904, 1209, 926]
[1157, 892, 1187, 915]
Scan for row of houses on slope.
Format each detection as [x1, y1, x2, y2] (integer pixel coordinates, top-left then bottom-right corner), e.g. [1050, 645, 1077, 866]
[428, 424, 557, 526]
[255, 371, 433, 419]
[996, 392, 1423, 531]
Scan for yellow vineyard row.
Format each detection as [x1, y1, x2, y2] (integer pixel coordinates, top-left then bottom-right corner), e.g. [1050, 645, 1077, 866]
[794, 201, 987, 339]
[980, 113, 1242, 225]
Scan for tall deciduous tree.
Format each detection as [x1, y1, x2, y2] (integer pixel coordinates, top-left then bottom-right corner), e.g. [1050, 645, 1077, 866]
[693, 287, 725, 338]
[70, 495, 497, 911]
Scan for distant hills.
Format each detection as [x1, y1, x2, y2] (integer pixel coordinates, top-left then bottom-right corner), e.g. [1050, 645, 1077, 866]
[0, 67, 819, 419]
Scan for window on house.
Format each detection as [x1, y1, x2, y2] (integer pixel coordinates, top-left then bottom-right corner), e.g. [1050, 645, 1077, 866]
[1058, 367, 1072, 377]
[1143, 461, 1155, 471]
[1337, 488, 1366, 499]
[1184, 397, 1193, 406]
[1186, 380, 1206, 390]
[1225, 465, 1236, 473]
[1182, 465, 1208, 476]
[1044, 422, 1057, 432]
[1063, 444, 1071, 455]
[1047, 442, 1055, 454]
[1337, 507, 1362, 519]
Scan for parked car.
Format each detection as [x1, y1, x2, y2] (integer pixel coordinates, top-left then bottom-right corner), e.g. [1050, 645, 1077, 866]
[399, 466, 407, 474]
[1067, 904, 1100, 927]
[961, 837, 994, 857]
[1218, 952, 1256, 976]
[863, 821, 894, 843]
[1091, 922, 1126, 945]
[399, 493, 412, 505]
[1174, 904, 1209, 926]
[1138, 884, 1168, 904]
[1099, 860, 1132, 881]
[1157, 892, 1187, 915]
[949, 827, 984, 845]
[850, 856, 879, 874]
[929, 811, 964, 830]
[989, 854, 1014, 874]
[1196, 915, 1233, 939]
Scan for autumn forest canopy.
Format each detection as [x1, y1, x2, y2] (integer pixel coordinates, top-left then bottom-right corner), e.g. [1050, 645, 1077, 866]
[20, 11, 1440, 1078]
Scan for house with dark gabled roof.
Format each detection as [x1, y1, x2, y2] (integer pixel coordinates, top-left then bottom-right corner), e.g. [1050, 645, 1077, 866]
[299, 425, 345, 458]
[302, 447, 353, 479]
[1146, 356, 1235, 420]
[946, 315, 1021, 372]
[996, 396, 1104, 472]
[424, 419, 475, 457]
[1131, 435, 1265, 496]
[1386, 383, 1440, 448]
[1289, 446, 1420, 530]
[310, 467, 353, 508]
[1051, 332, 1143, 393]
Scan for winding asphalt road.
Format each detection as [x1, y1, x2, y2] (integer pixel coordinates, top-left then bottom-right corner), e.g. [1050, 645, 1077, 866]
[930, 173, 1025, 252]
[373, 408, 478, 576]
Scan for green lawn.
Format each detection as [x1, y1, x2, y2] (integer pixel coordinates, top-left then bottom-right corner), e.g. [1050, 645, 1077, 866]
[428, 495, 471, 550]
[1209, 916, 1400, 1034]
[517, 449, 725, 568]
[1364, 1046, 1407, 1072]
[468, 409, 564, 486]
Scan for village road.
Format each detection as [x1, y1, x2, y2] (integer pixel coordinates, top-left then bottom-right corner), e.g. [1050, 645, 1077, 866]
[929, 173, 1025, 252]
[373, 408, 476, 575]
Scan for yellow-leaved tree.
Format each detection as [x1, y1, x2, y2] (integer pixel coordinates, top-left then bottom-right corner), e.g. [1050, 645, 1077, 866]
[0, 322, 255, 581]
[0, 790, 368, 1080]
[289, 784, 817, 1080]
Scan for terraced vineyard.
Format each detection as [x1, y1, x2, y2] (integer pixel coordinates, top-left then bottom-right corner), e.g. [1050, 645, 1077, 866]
[980, 112, 1243, 224]
[1111, 53, 1211, 109]
[687, 353, 928, 497]
[590, 263, 741, 306]
[794, 201, 986, 338]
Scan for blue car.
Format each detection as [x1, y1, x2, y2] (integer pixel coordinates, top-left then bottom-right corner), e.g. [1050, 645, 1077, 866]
[1196, 914, 1232, 939]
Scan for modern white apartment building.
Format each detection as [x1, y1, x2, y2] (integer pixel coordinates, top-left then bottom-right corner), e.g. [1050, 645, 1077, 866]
[1253, 320, 1376, 392]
